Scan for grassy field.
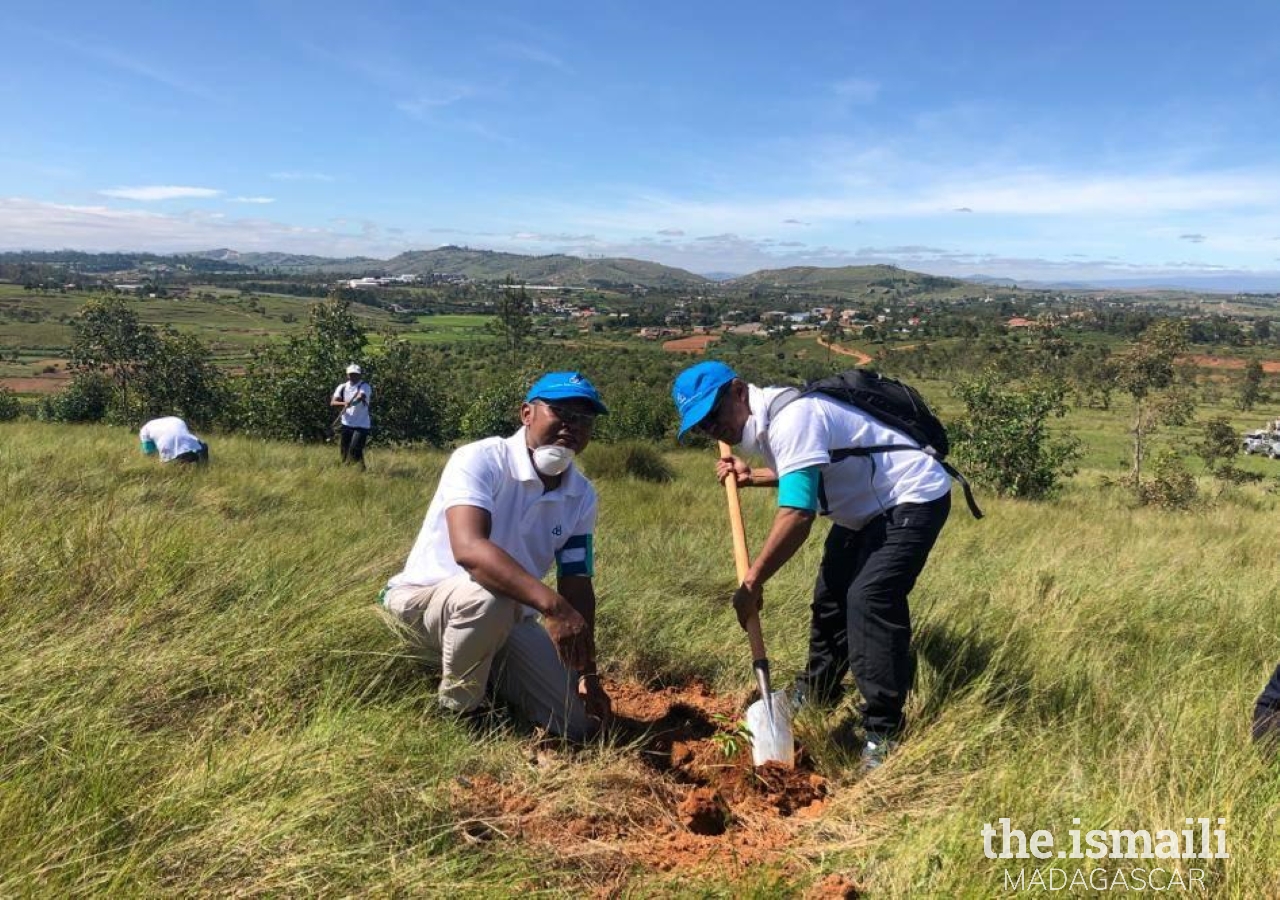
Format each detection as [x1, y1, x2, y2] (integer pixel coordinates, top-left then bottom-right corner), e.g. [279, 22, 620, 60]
[399, 314, 494, 344]
[1, 421, 1279, 896]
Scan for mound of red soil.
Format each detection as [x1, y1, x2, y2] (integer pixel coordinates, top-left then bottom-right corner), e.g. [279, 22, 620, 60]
[448, 678, 833, 880]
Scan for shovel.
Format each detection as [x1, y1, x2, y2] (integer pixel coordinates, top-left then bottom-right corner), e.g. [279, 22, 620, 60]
[718, 441, 795, 768]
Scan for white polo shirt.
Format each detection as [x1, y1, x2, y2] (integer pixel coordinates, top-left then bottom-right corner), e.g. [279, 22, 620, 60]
[139, 416, 204, 462]
[386, 428, 598, 612]
[332, 380, 373, 429]
[739, 384, 951, 531]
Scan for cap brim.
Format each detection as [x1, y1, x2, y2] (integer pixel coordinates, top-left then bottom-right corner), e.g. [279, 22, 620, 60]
[676, 392, 718, 440]
[528, 390, 608, 415]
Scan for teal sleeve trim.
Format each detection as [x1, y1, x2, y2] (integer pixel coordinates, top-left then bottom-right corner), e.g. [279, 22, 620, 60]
[141, 440, 157, 455]
[777, 466, 821, 511]
[556, 534, 594, 578]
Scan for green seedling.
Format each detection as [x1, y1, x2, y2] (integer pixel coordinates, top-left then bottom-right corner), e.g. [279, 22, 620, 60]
[710, 713, 754, 760]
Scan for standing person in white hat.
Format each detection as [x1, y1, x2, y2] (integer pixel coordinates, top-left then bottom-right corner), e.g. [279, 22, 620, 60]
[330, 363, 373, 470]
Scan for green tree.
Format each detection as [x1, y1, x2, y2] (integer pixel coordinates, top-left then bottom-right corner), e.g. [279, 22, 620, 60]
[0, 387, 20, 421]
[134, 329, 230, 427]
[366, 337, 444, 444]
[1115, 320, 1192, 488]
[241, 299, 368, 440]
[1238, 359, 1266, 412]
[951, 372, 1081, 499]
[488, 282, 532, 350]
[68, 296, 158, 416]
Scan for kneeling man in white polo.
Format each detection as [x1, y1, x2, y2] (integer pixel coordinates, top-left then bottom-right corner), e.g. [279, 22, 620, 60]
[382, 372, 611, 739]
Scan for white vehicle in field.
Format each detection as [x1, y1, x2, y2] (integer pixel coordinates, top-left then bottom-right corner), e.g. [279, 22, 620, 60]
[1242, 430, 1280, 458]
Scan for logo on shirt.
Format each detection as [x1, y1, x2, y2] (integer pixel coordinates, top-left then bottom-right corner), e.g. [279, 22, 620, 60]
[552, 524, 563, 536]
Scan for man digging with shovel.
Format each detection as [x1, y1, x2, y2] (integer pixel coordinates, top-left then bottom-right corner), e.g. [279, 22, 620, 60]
[672, 361, 952, 771]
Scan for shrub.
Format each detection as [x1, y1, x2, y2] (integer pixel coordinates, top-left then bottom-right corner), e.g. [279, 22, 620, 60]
[951, 372, 1081, 499]
[38, 373, 114, 423]
[580, 442, 675, 483]
[0, 387, 20, 421]
[1139, 450, 1198, 510]
[458, 380, 525, 442]
[593, 384, 676, 443]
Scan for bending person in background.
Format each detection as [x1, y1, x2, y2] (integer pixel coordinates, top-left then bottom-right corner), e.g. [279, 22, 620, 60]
[671, 360, 951, 772]
[139, 415, 209, 464]
[380, 371, 612, 740]
[331, 363, 373, 470]
[1254, 665, 1280, 747]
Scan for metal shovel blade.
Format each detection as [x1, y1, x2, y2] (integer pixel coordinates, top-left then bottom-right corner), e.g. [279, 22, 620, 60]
[746, 659, 794, 767]
[747, 689, 795, 768]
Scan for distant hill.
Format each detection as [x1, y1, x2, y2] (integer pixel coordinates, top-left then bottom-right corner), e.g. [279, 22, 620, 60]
[188, 246, 710, 288]
[0, 250, 252, 274]
[196, 249, 383, 273]
[376, 247, 709, 288]
[964, 274, 1021, 288]
[726, 264, 971, 296]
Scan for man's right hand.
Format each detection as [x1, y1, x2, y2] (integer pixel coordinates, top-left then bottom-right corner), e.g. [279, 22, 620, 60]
[716, 455, 752, 488]
[542, 602, 593, 671]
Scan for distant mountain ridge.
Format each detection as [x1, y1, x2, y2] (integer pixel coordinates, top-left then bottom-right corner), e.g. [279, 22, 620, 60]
[727, 264, 969, 293]
[8, 248, 1280, 295]
[194, 246, 710, 288]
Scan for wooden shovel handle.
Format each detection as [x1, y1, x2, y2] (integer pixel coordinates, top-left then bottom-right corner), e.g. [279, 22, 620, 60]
[719, 440, 768, 662]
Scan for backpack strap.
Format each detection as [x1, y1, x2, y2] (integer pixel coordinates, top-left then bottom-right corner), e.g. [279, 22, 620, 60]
[769, 388, 984, 520]
[830, 446, 984, 519]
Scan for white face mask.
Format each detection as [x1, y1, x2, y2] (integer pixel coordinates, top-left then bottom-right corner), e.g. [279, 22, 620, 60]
[532, 444, 575, 477]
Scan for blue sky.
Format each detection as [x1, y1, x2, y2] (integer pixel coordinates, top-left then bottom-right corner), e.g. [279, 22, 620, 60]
[4, 0, 1280, 283]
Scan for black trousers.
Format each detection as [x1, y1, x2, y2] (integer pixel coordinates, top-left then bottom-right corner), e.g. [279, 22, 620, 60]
[340, 426, 370, 466]
[797, 492, 950, 736]
[1254, 664, 1280, 742]
[174, 441, 209, 465]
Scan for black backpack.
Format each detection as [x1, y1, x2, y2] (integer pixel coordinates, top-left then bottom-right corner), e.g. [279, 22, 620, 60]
[769, 369, 983, 519]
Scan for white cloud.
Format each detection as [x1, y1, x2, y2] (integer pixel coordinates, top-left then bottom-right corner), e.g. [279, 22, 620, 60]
[0, 197, 406, 258]
[230, 196, 276, 204]
[536, 168, 1280, 243]
[25, 29, 219, 102]
[490, 40, 571, 73]
[100, 186, 222, 201]
[396, 84, 481, 118]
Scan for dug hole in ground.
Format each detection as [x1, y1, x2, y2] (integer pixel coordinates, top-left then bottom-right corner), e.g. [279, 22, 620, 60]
[448, 677, 856, 890]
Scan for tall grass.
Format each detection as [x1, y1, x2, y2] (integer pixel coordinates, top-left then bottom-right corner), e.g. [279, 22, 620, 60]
[1, 422, 1278, 896]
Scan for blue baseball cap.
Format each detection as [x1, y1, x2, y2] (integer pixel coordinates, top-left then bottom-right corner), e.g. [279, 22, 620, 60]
[672, 360, 737, 439]
[525, 371, 609, 415]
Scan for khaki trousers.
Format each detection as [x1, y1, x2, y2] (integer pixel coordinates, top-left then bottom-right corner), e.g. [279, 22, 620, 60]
[384, 574, 593, 740]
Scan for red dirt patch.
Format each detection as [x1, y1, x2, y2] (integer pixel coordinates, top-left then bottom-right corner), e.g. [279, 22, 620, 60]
[662, 334, 719, 354]
[1180, 354, 1280, 373]
[448, 678, 830, 881]
[814, 337, 873, 365]
[0, 372, 71, 394]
